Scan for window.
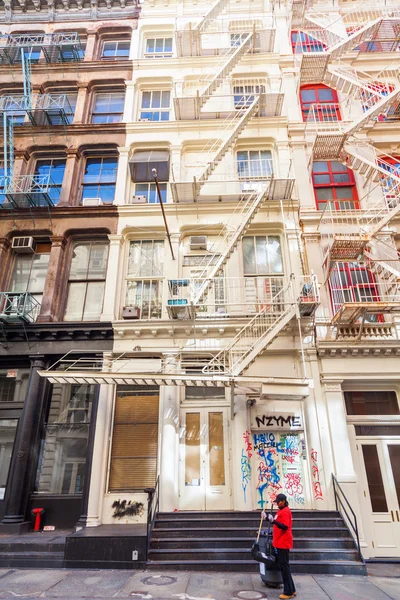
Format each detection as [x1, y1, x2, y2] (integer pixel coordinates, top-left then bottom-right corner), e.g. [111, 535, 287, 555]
[109, 388, 159, 491]
[233, 84, 265, 108]
[345, 391, 399, 416]
[125, 240, 164, 319]
[47, 91, 77, 125]
[135, 182, 167, 203]
[237, 150, 273, 179]
[140, 90, 170, 121]
[242, 236, 283, 275]
[300, 85, 340, 122]
[64, 242, 108, 322]
[312, 161, 359, 211]
[0, 419, 18, 497]
[34, 159, 66, 204]
[0, 377, 16, 403]
[329, 262, 382, 322]
[91, 92, 124, 124]
[82, 156, 118, 203]
[9, 243, 51, 305]
[36, 384, 95, 495]
[1, 94, 26, 125]
[0, 163, 5, 206]
[231, 33, 249, 47]
[145, 37, 173, 58]
[102, 40, 130, 59]
[379, 156, 400, 207]
[291, 31, 326, 53]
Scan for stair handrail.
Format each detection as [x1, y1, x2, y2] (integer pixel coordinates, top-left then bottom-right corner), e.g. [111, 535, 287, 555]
[332, 473, 363, 562]
[146, 475, 160, 558]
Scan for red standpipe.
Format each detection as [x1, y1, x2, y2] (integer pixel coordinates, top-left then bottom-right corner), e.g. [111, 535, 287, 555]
[32, 508, 45, 532]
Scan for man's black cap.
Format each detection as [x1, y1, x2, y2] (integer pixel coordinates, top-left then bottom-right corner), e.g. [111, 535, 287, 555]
[273, 493, 287, 503]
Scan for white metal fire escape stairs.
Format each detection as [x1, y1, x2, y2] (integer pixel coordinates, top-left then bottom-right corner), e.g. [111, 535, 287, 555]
[176, 0, 231, 57]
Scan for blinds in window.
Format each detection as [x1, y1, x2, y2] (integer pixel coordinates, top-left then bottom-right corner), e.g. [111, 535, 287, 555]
[109, 394, 159, 491]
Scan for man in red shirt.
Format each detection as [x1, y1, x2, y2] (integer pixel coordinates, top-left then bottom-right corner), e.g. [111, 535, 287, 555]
[264, 493, 296, 599]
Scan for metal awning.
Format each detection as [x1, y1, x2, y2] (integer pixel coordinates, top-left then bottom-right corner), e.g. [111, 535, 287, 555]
[129, 150, 170, 182]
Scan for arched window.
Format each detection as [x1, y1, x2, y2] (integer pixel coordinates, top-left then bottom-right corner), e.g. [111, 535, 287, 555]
[291, 31, 326, 54]
[312, 160, 359, 211]
[300, 84, 341, 122]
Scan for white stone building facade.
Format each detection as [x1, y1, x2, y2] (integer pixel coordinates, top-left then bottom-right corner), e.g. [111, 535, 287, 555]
[51, 0, 400, 560]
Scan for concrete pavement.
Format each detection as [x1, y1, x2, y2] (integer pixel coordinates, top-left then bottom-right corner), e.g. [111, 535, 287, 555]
[0, 567, 399, 600]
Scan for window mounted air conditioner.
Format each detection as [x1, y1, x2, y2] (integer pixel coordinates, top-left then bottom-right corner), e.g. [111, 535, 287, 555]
[122, 306, 141, 319]
[11, 237, 36, 254]
[190, 235, 207, 250]
[131, 195, 148, 204]
[82, 198, 103, 206]
[139, 118, 151, 122]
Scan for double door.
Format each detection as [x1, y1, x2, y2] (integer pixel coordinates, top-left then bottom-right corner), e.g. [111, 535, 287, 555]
[357, 438, 400, 557]
[179, 407, 230, 511]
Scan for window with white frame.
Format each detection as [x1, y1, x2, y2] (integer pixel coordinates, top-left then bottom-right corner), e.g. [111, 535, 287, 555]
[140, 90, 171, 121]
[230, 32, 250, 47]
[91, 91, 125, 124]
[64, 242, 109, 321]
[243, 236, 283, 275]
[145, 37, 173, 58]
[101, 40, 130, 59]
[125, 240, 164, 319]
[134, 182, 167, 203]
[9, 242, 51, 306]
[237, 150, 273, 179]
[242, 235, 284, 310]
[81, 156, 118, 203]
[233, 84, 265, 108]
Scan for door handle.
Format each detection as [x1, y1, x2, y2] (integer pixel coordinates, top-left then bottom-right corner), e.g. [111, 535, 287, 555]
[391, 510, 395, 522]
[397, 510, 399, 522]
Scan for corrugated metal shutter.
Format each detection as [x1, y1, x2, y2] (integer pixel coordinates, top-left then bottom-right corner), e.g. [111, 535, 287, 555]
[109, 394, 159, 491]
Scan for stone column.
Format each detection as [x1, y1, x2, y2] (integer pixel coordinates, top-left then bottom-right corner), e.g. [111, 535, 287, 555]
[159, 353, 180, 512]
[86, 379, 115, 527]
[0, 357, 47, 533]
[100, 235, 124, 322]
[232, 393, 254, 510]
[58, 149, 79, 206]
[37, 236, 66, 323]
[114, 147, 130, 205]
[290, 140, 314, 208]
[0, 238, 11, 289]
[161, 233, 180, 319]
[84, 33, 97, 62]
[282, 71, 302, 121]
[73, 84, 88, 124]
[123, 83, 135, 123]
[12, 151, 29, 178]
[76, 385, 100, 529]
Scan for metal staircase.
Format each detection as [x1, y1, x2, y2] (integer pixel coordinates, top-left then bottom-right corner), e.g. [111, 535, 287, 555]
[197, 95, 260, 188]
[176, 0, 230, 56]
[202, 276, 319, 376]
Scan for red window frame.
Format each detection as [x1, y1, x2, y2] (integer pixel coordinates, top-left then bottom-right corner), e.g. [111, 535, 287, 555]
[291, 30, 326, 54]
[312, 160, 359, 211]
[300, 84, 341, 123]
[328, 262, 383, 323]
[377, 155, 400, 207]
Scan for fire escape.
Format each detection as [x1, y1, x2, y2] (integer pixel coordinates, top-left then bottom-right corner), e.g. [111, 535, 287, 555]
[166, 0, 320, 378]
[0, 33, 83, 328]
[298, 4, 400, 327]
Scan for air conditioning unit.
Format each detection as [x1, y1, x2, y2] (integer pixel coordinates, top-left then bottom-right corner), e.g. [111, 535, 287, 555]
[241, 182, 258, 192]
[190, 235, 207, 250]
[139, 118, 151, 122]
[122, 306, 141, 319]
[82, 198, 103, 207]
[12, 237, 36, 254]
[131, 195, 148, 204]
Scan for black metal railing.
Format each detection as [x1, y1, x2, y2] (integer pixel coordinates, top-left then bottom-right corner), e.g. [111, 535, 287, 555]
[332, 473, 363, 561]
[146, 476, 159, 559]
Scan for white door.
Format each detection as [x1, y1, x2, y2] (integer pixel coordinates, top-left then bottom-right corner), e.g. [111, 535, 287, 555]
[251, 431, 311, 510]
[179, 407, 231, 510]
[357, 439, 400, 557]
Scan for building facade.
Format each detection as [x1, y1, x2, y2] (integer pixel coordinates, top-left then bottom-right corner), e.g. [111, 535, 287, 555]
[1, 0, 400, 563]
[0, 0, 138, 530]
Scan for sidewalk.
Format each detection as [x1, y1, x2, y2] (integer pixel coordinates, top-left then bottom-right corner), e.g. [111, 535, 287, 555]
[0, 566, 399, 600]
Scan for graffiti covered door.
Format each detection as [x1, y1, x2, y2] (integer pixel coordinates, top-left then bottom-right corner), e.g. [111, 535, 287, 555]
[251, 431, 310, 510]
[179, 408, 231, 511]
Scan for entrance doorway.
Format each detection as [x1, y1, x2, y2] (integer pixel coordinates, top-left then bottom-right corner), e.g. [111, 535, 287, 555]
[251, 431, 310, 510]
[179, 407, 230, 510]
[358, 438, 400, 557]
